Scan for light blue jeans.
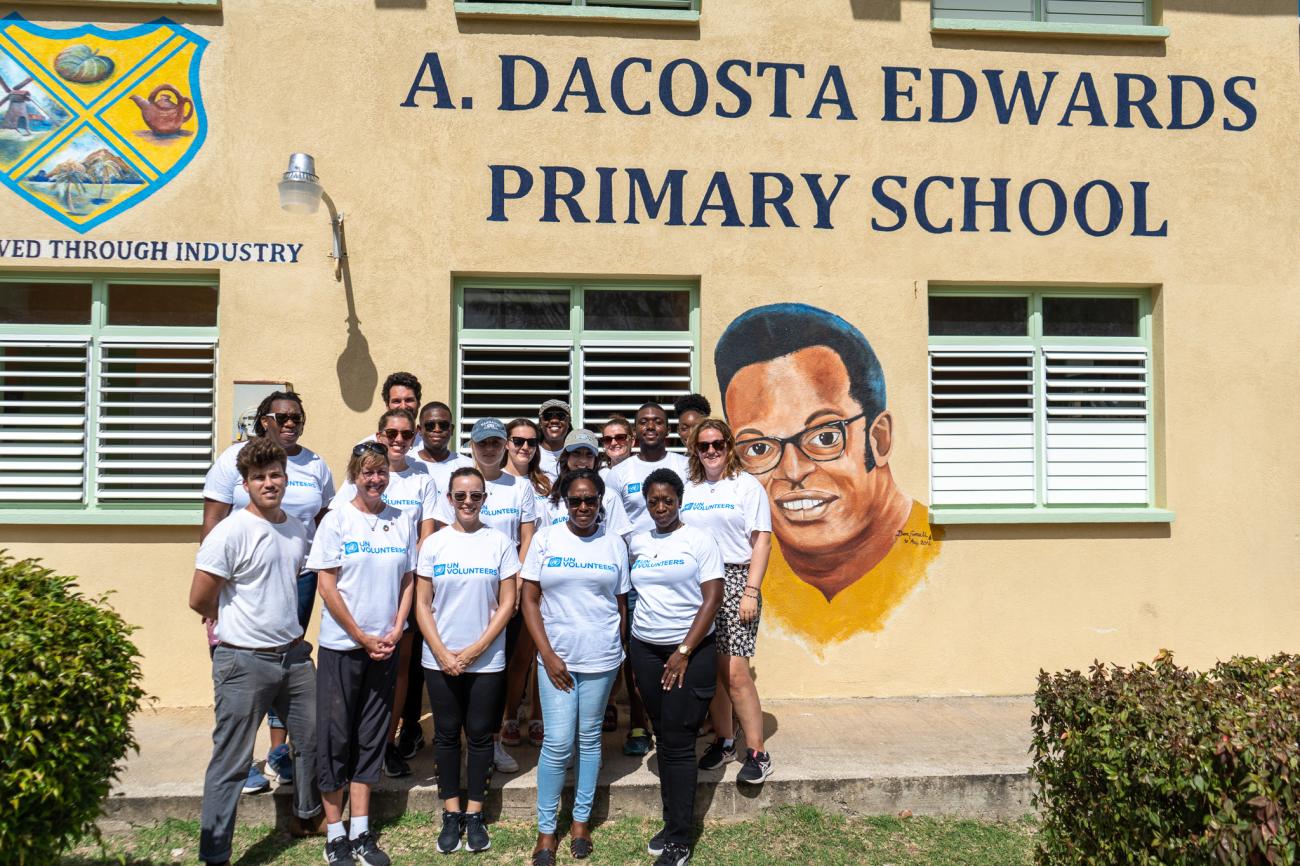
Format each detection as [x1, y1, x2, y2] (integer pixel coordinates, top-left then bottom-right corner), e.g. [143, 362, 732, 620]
[536, 664, 620, 834]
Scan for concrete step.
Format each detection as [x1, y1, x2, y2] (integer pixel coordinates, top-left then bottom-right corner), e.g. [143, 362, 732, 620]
[101, 696, 1034, 830]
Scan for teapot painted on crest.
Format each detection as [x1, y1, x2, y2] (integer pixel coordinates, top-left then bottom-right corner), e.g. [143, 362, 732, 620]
[130, 84, 193, 136]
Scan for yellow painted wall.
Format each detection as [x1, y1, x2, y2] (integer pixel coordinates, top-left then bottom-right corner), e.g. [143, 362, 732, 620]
[1, 0, 1297, 706]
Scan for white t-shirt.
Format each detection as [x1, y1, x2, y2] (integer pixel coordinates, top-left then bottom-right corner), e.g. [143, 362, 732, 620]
[306, 502, 417, 651]
[330, 462, 439, 534]
[432, 472, 536, 546]
[539, 447, 565, 483]
[605, 452, 690, 534]
[203, 441, 335, 543]
[195, 508, 309, 647]
[416, 526, 522, 673]
[627, 524, 724, 645]
[681, 472, 772, 564]
[535, 487, 632, 537]
[408, 449, 474, 492]
[522, 523, 630, 673]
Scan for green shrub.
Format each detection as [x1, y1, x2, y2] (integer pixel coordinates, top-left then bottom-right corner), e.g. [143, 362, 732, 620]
[1032, 651, 1300, 866]
[0, 553, 146, 865]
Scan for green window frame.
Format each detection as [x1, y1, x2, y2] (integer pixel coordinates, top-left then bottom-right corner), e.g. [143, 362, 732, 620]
[931, 0, 1168, 40]
[0, 272, 218, 525]
[454, 0, 701, 25]
[453, 277, 699, 449]
[928, 287, 1172, 525]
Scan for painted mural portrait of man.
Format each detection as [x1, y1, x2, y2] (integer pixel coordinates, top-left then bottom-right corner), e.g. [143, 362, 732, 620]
[715, 303, 940, 647]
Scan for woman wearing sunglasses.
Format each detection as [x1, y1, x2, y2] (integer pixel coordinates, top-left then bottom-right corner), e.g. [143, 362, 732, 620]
[536, 430, 630, 535]
[307, 440, 415, 866]
[202, 390, 335, 793]
[501, 417, 552, 754]
[408, 401, 472, 492]
[628, 468, 723, 866]
[331, 409, 438, 779]
[521, 468, 630, 865]
[416, 467, 521, 855]
[598, 416, 633, 478]
[683, 419, 774, 785]
[431, 418, 536, 773]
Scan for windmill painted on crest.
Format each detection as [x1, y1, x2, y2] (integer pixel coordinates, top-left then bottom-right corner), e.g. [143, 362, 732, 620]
[0, 73, 51, 137]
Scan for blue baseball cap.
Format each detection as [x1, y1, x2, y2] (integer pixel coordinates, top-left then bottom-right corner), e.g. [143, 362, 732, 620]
[470, 418, 507, 442]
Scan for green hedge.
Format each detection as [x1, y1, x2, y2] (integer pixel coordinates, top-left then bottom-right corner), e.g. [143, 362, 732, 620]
[1032, 651, 1300, 865]
[0, 554, 146, 865]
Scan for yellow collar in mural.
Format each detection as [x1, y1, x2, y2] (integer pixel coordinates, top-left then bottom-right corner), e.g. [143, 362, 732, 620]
[763, 501, 941, 651]
[0, 14, 207, 233]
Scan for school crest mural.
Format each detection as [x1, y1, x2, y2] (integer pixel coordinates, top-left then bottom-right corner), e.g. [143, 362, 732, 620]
[715, 303, 941, 652]
[0, 15, 206, 233]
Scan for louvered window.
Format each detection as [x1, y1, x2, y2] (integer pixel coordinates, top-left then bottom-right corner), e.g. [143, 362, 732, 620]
[456, 280, 697, 450]
[0, 276, 218, 520]
[928, 291, 1154, 514]
[932, 0, 1150, 25]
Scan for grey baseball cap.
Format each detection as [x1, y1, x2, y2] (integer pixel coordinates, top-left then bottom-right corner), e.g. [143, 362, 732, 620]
[564, 429, 599, 453]
[470, 418, 507, 442]
[539, 399, 571, 416]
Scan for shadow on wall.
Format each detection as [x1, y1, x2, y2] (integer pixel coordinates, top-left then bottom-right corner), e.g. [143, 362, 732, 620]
[939, 522, 1172, 542]
[851, 0, 903, 21]
[335, 228, 377, 412]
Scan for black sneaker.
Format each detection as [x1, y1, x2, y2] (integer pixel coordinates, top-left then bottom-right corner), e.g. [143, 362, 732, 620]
[382, 743, 411, 778]
[464, 811, 491, 852]
[697, 738, 736, 770]
[350, 831, 391, 866]
[654, 842, 692, 866]
[737, 749, 773, 784]
[396, 724, 425, 760]
[324, 836, 357, 865]
[647, 825, 667, 856]
[436, 810, 463, 854]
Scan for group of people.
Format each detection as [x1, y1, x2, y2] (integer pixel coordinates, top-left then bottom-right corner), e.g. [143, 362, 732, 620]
[190, 372, 774, 866]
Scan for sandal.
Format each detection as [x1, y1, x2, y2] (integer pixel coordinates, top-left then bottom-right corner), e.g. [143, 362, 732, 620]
[570, 837, 594, 859]
[501, 718, 521, 747]
[528, 718, 544, 747]
[531, 847, 557, 866]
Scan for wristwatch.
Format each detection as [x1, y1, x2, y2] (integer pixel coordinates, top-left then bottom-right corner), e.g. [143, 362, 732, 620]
[677, 643, 691, 657]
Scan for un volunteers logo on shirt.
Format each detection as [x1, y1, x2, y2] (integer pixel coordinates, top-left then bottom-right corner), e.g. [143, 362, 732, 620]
[0, 14, 208, 232]
[627, 482, 642, 494]
[343, 541, 360, 555]
[432, 564, 447, 577]
[546, 556, 563, 568]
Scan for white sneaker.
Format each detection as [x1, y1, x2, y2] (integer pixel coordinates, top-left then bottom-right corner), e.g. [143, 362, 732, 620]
[493, 740, 519, 773]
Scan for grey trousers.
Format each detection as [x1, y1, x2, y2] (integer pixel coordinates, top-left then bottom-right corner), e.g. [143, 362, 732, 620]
[200, 642, 321, 863]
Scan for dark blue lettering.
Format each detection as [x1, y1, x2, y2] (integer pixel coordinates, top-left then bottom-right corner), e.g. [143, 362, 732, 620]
[916, 176, 954, 234]
[870, 175, 908, 232]
[750, 172, 797, 228]
[1222, 76, 1257, 132]
[1018, 179, 1067, 236]
[961, 177, 1010, 233]
[808, 65, 856, 120]
[611, 57, 652, 116]
[1074, 180, 1123, 237]
[595, 166, 617, 224]
[1168, 75, 1214, 130]
[1115, 73, 1162, 129]
[1130, 181, 1168, 237]
[690, 172, 744, 227]
[627, 168, 686, 225]
[488, 165, 533, 222]
[400, 52, 454, 108]
[660, 58, 708, 117]
[756, 61, 805, 118]
[983, 69, 1057, 125]
[882, 67, 922, 122]
[553, 57, 605, 114]
[499, 55, 549, 111]
[715, 59, 753, 118]
[803, 173, 850, 230]
[541, 166, 589, 223]
[1058, 73, 1108, 127]
[930, 68, 977, 124]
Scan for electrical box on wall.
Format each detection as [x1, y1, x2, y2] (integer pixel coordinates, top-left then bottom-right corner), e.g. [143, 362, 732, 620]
[230, 381, 292, 444]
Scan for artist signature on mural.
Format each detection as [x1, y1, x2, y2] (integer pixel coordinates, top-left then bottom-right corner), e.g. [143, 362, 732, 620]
[896, 529, 934, 548]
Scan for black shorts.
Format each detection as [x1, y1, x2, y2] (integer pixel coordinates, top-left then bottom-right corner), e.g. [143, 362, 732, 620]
[315, 647, 399, 792]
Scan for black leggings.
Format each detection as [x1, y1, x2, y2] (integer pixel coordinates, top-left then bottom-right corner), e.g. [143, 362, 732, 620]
[629, 634, 717, 847]
[423, 668, 506, 803]
[399, 612, 424, 733]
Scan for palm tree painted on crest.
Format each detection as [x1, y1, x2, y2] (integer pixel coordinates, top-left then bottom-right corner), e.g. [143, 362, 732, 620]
[47, 159, 91, 214]
[85, 151, 127, 204]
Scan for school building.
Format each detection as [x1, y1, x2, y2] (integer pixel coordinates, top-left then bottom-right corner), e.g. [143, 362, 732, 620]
[0, 0, 1296, 707]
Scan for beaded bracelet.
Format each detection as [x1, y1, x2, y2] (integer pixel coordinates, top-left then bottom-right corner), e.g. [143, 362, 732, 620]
[742, 587, 761, 598]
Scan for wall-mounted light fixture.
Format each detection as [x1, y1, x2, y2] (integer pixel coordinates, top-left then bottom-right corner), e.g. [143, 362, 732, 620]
[278, 153, 346, 281]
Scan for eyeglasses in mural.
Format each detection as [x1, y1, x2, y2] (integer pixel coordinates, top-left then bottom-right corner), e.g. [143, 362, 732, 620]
[0, 14, 207, 233]
[715, 303, 941, 650]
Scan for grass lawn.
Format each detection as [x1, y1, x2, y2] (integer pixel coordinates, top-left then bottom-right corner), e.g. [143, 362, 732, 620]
[65, 806, 1036, 865]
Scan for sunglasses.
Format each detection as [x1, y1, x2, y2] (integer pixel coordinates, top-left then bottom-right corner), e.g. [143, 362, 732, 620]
[541, 411, 569, 422]
[422, 419, 452, 432]
[509, 436, 538, 448]
[352, 441, 386, 458]
[383, 428, 416, 441]
[264, 412, 304, 426]
[696, 439, 727, 453]
[600, 433, 630, 446]
[451, 490, 486, 503]
[566, 495, 600, 508]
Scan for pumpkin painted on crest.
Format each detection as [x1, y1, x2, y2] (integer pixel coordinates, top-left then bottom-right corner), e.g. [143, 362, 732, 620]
[54, 44, 115, 85]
